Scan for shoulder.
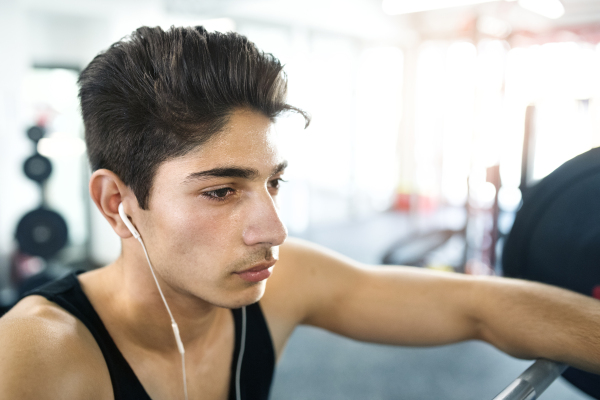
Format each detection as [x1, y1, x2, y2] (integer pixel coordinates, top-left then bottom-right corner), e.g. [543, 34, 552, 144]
[0, 295, 112, 399]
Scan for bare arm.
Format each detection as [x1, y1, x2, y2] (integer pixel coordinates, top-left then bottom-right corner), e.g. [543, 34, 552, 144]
[275, 238, 600, 374]
[0, 296, 112, 399]
[472, 276, 600, 373]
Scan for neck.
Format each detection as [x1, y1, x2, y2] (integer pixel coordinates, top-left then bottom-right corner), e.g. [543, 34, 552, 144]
[81, 248, 225, 354]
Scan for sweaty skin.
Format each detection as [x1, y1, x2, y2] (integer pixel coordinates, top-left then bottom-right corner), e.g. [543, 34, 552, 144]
[1, 109, 600, 400]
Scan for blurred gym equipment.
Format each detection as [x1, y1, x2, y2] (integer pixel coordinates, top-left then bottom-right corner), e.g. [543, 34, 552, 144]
[26, 125, 46, 142]
[15, 208, 68, 259]
[15, 123, 69, 260]
[22, 154, 53, 183]
[382, 164, 502, 273]
[493, 360, 567, 400]
[503, 146, 600, 399]
[11, 124, 69, 292]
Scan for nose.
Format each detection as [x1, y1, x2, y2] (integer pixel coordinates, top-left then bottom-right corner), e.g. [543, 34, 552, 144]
[242, 190, 288, 247]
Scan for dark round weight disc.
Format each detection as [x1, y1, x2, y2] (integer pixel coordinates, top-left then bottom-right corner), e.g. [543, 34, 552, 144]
[26, 126, 45, 142]
[503, 147, 600, 399]
[23, 154, 52, 183]
[15, 208, 68, 259]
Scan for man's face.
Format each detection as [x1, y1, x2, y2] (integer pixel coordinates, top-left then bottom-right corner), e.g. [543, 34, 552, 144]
[135, 108, 288, 308]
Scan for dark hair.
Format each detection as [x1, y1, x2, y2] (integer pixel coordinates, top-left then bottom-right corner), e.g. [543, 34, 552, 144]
[79, 26, 309, 209]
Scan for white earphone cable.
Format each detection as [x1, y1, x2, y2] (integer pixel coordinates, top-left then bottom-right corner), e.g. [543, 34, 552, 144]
[138, 237, 189, 400]
[235, 306, 247, 400]
[138, 238, 176, 322]
[180, 350, 188, 400]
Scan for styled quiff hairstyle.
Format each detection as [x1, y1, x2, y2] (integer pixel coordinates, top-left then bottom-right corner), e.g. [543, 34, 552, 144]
[79, 26, 308, 209]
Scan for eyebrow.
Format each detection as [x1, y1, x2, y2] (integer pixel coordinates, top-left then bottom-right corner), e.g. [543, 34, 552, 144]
[183, 160, 288, 183]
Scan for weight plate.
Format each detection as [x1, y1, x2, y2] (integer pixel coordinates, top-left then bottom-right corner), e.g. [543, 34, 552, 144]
[503, 147, 600, 399]
[15, 208, 68, 259]
[26, 126, 45, 142]
[23, 154, 52, 183]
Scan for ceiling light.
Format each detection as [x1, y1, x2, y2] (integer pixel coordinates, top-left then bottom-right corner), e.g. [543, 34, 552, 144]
[382, 0, 498, 15]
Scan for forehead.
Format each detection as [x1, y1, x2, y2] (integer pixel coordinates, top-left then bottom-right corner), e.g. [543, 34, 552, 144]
[197, 108, 278, 162]
[155, 109, 282, 182]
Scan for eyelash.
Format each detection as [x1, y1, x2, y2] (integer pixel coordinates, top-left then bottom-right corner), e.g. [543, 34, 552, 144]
[201, 178, 287, 202]
[201, 187, 236, 202]
[269, 178, 287, 190]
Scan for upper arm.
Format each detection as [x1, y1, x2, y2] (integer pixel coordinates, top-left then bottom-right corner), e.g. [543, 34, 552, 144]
[265, 238, 481, 348]
[0, 297, 111, 400]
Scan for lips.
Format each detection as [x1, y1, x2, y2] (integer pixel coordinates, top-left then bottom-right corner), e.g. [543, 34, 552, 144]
[235, 260, 276, 283]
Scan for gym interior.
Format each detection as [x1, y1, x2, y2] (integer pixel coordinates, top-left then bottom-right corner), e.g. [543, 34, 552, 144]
[1, 0, 600, 398]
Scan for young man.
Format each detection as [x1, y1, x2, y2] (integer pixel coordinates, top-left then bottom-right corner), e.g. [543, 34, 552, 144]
[1, 26, 599, 400]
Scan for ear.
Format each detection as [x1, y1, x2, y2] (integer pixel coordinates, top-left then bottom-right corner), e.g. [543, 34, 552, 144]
[89, 169, 138, 239]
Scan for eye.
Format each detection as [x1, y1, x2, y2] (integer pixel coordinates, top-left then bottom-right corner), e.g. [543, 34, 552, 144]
[201, 187, 236, 202]
[268, 178, 287, 191]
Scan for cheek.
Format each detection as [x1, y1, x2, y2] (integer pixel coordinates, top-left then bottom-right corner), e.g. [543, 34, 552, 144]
[159, 205, 245, 255]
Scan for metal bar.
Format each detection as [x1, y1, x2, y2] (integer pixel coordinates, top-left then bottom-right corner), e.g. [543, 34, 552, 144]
[492, 359, 568, 400]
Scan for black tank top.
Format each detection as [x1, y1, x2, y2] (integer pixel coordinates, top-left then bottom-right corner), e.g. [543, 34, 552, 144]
[25, 272, 275, 400]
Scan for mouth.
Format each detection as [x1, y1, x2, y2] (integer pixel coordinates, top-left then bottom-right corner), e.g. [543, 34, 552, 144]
[235, 260, 277, 283]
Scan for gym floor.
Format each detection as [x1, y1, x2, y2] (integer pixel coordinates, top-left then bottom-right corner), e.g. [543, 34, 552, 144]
[269, 211, 593, 400]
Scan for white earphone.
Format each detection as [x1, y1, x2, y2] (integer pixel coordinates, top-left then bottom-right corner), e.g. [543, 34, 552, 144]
[118, 203, 140, 239]
[117, 203, 246, 400]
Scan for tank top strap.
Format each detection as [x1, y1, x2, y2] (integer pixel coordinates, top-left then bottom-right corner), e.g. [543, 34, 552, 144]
[229, 302, 276, 400]
[26, 272, 151, 399]
[26, 272, 275, 400]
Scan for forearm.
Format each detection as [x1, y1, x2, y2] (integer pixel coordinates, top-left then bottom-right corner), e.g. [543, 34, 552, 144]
[304, 265, 481, 346]
[472, 276, 600, 373]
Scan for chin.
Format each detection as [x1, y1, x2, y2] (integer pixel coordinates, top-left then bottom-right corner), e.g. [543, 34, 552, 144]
[214, 281, 267, 309]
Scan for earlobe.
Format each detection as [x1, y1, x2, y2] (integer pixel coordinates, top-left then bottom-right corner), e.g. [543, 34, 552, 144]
[89, 169, 137, 239]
